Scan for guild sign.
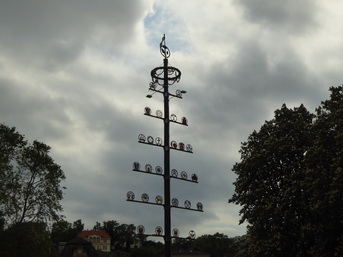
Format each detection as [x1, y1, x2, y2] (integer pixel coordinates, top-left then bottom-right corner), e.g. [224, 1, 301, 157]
[184, 200, 191, 209]
[176, 89, 182, 97]
[155, 226, 163, 236]
[155, 195, 163, 204]
[181, 171, 188, 180]
[156, 110, 163, 118]
[171, 198, 179, 207]
[147, 136, 154, 144]
[181, 117, 188, 125]
[155, 137, 162, 145]
[189, 230, 196, 239]
[144, 107, 151, 115]
[191, 174, 198, 182]
[132, 162, 140, 171]
[171, 169, 178, 177]
[171, 141, 177, 149]
[137, 225, 145, 235]
[138, 134, 146, 142]
[149, 81, 156, 90]
[127, 191, 135, 201]
[197, 202, 203, 211]
[179, 142, 185, 151]
[141, 193, 149, 202]
[186, 144, 193, 152]
[170, 114, 177, 121]
[155, 166, 163, 175]
[172, 228, 180, 237]
[145, 164, 152, 172]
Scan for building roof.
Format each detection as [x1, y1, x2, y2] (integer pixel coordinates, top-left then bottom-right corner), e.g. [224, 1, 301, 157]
[78, 230, 111, 238]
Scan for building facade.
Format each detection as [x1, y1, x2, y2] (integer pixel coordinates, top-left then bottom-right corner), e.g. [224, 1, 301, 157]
[78, 230, 111, 253]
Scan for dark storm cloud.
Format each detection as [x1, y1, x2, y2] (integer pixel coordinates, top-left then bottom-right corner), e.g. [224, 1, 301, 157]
[237, 0, 318, 33]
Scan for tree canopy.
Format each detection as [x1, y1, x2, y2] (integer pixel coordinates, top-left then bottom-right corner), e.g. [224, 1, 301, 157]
[0, 124, 66, 225]
[229, 86, 343, 256]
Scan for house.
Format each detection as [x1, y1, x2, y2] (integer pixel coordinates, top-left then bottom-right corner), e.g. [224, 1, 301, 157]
[59, 237, 100, 257]
[78, 230, 111, 253]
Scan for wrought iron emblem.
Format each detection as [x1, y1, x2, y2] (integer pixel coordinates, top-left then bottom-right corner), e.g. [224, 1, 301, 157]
[176, 90, 182, 97]
[155, 195, 163, 204]
[170, 114, 177, 121]
[132, 162, 140, 171]
[149, 81, 156, 90]
[138, 134, 146, 142]
[155, 226, 163, 236]
[156, 110, 163, 118]
[184, 200, 191, 209]
[186, 144, 193, 152]
[141, 193, 149, 202]
[155, 166, 163, 174]
[179, 142, 185, 151]
[144, 107, 151, 115]
[181, 117, 188, 125]
[145, 164, 152, 172]
[171, 141, 177, 149]
[137, 225, 145, 234]
[127, 191, 135, 201]
[160, 34, 170, 58]
[189, 230, 196, 239]
[172, 198, 179, 207]
[147, 136, 154, 144]
[171, 169, 178, 177]
[155, 137, 162, 145]
[191, 174, 198, 182]
[197, 202, 203, 211]
[181, 171, 188, 180]
[172, 228, 179, 237]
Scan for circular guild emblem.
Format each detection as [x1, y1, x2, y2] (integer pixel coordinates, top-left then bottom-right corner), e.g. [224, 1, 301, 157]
[189, 230, 196, 239]
[186, 144, 193, 152]
[155, 166, 163, 174]
[145, 164, 152, 172]
[171, 169, 178, 177]
[155, 195, 163, 204]
[137, 225, 145, 234]
[170, 114, 177, 121]
[191, 174, 198, 182]
[184, 200, 191, 209]
[172, 228, 180, 237]
[127, 191, 135, 201]
[155, 137, 162, 145]
[155, 226, 163, 236]
[181, 171, 188, 180]
[179, 142, 185, 151]
[171, 141, 177, 149]
[147, 136, 154, 144]
[144, 107, 151, 115]
[197, 202, 203, 211]
[172, 198, 179, 207]
[176, 90, 182, 97]
[132, 162, 140, 171]
[141, 193, 149, 202]
[138, 134, 146, 142]
[156, 110, 163, 118]
[181, 117, 188, 125]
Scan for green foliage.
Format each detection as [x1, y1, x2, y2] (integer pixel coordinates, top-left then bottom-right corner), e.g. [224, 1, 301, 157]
[51, 219, 84, 245]
[0, 124, 66, 225]
[0, 222, 56, 257]
[229, 86, 343, 256]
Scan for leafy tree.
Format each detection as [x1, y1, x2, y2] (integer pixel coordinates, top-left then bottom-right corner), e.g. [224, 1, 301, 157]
[229, 86, 343, 257]
[303, 86, 343, 256]
[0, 222, 56, 257]
[0, 124, 66, 225]
[229, 104, 314, 256]
[51, 219, 84, 245]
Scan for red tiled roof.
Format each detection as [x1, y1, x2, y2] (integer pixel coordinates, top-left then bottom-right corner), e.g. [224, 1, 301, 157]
[78, 230, 111, 238]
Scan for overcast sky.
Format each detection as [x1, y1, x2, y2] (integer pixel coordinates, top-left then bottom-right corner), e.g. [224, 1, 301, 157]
[1, 0, 342, 239]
